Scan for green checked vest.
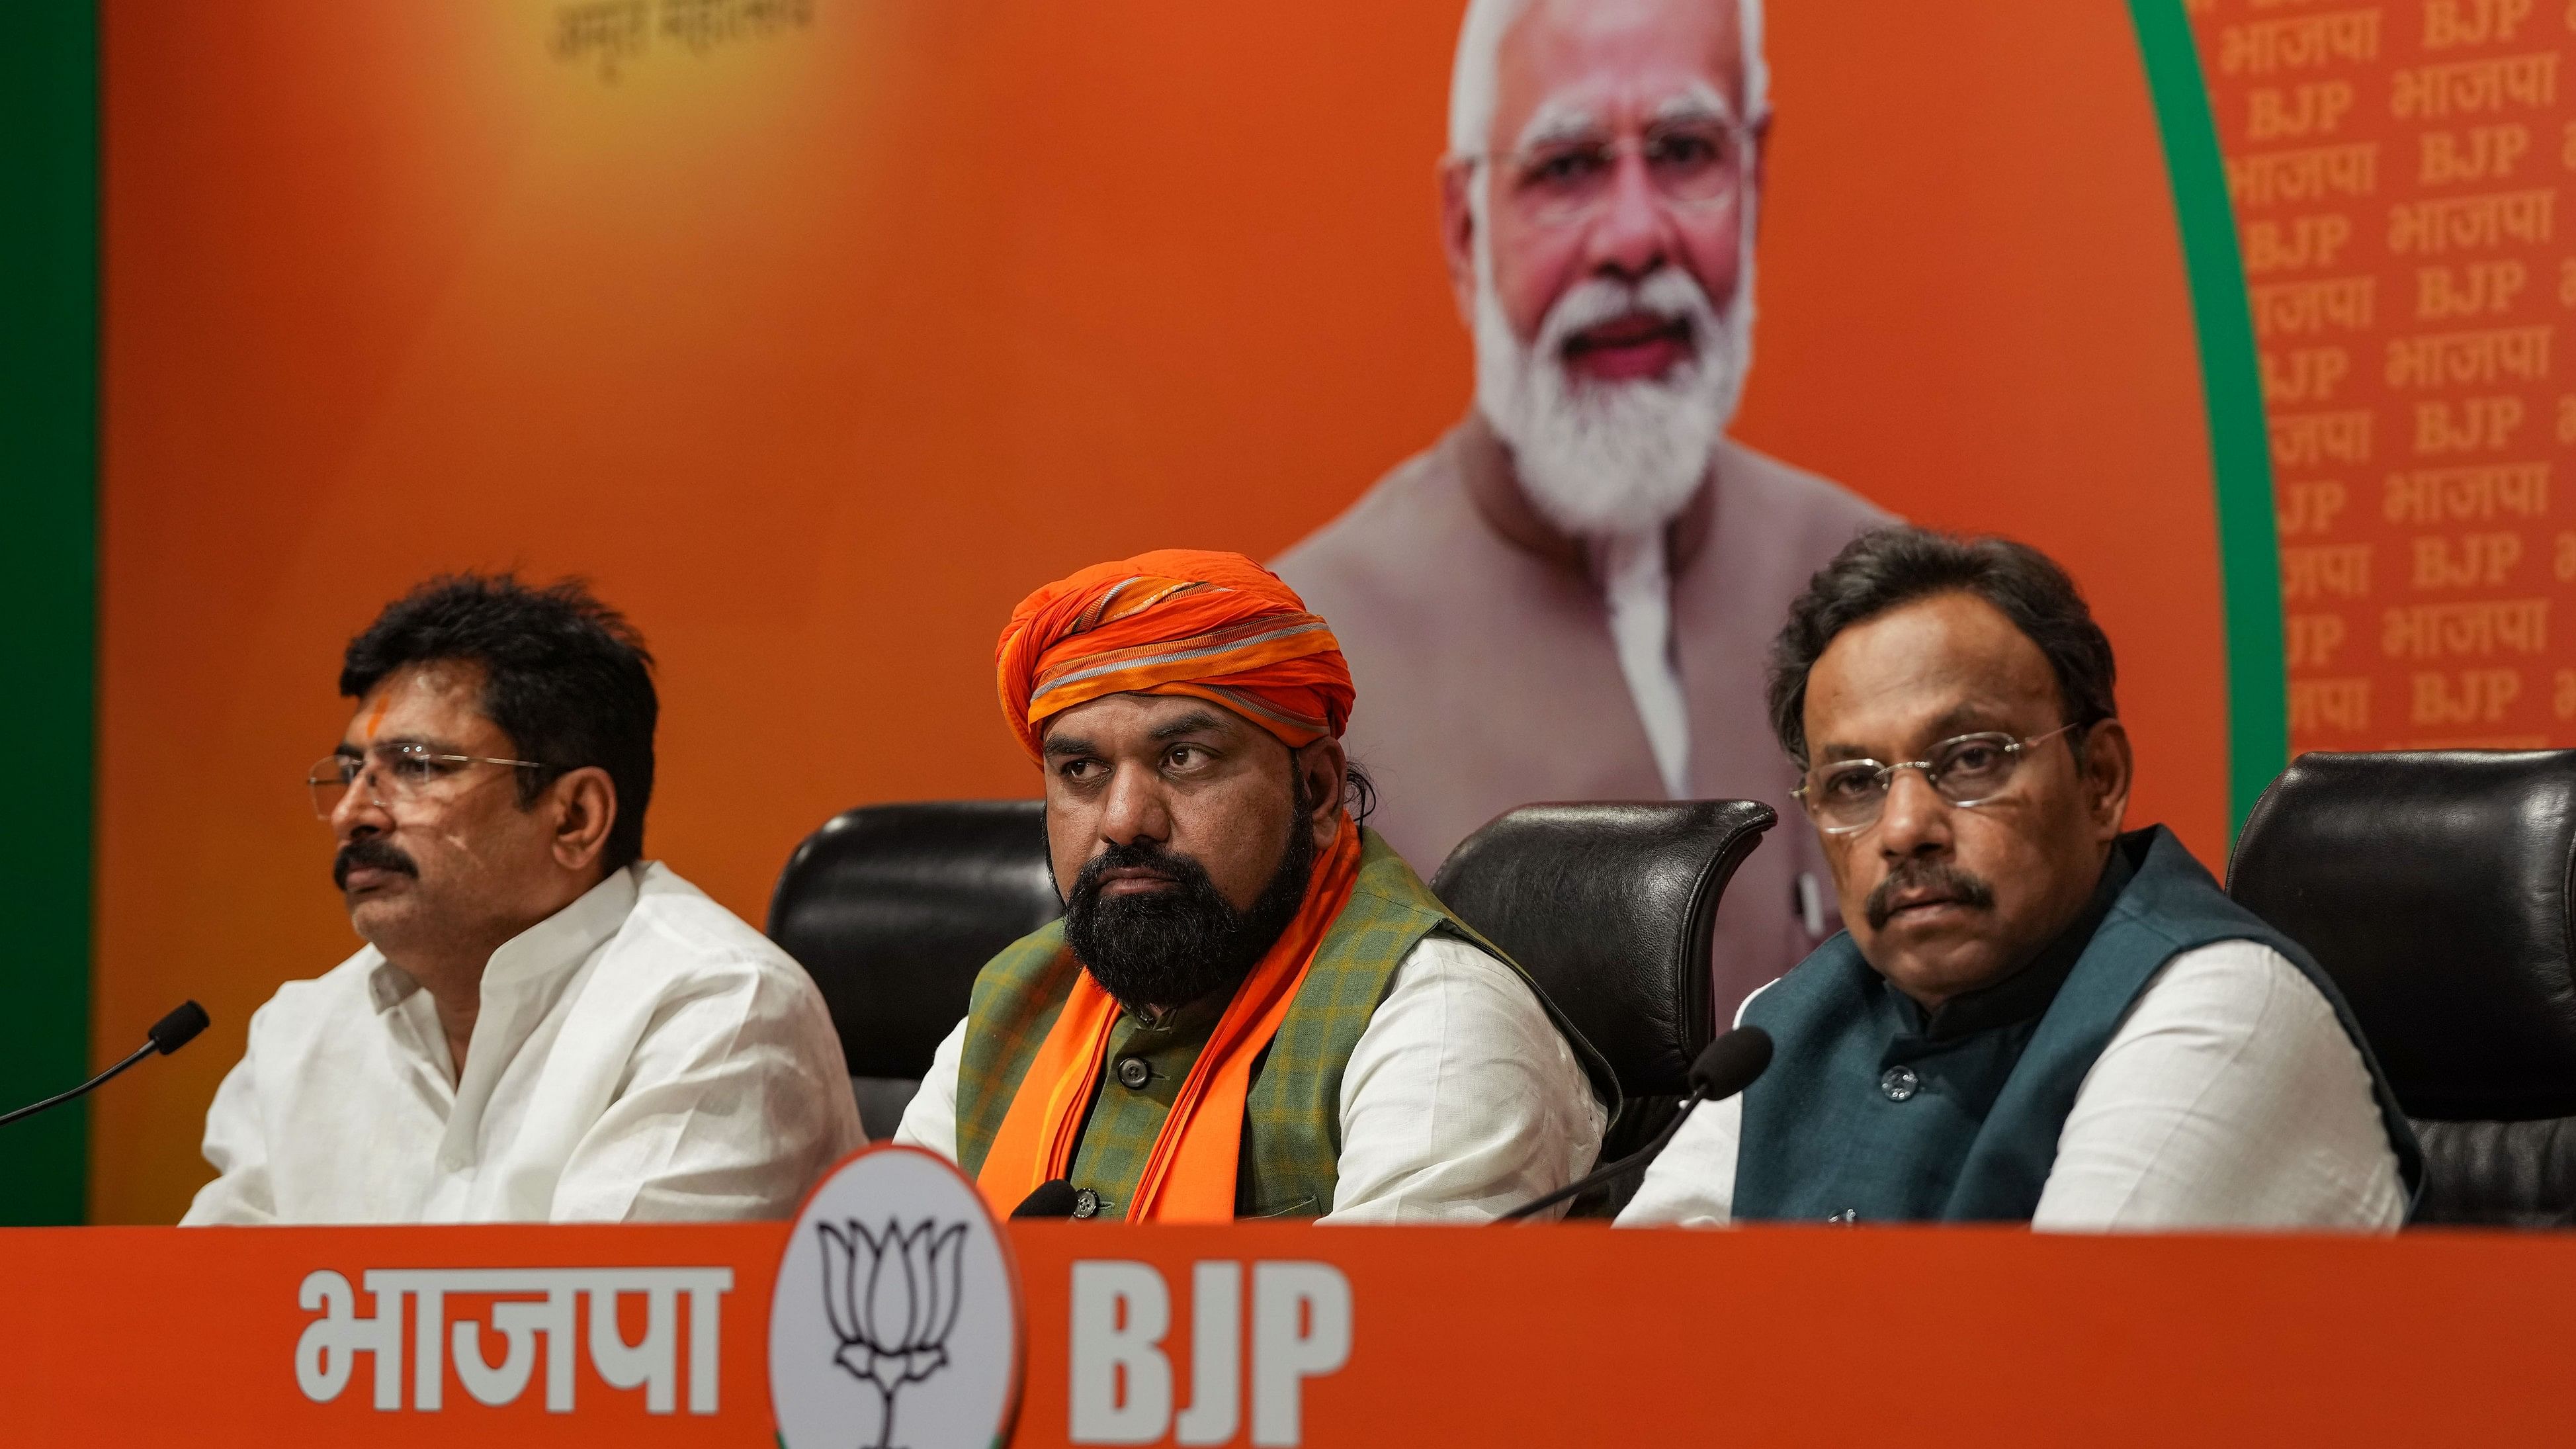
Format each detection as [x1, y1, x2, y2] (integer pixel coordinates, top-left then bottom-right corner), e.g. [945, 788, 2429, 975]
[1733, 826, 2422, 1223]
[953, 828, 1614, 1219]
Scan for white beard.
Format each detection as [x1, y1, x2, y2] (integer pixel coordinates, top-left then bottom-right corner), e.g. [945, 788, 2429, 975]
[1471, 224, 1756, 537]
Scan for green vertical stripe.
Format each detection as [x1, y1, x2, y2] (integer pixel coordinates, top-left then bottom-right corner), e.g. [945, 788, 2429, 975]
[2127, 0, 2288, 841]
[0, 1, 98, 1223]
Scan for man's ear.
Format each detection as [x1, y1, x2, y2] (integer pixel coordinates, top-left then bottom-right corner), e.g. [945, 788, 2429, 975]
[1295, 738, 1350, 846]
[1438, 157, 1480, 329]
[545, 766, 619, 876]
[2080, 719, 2134, 840]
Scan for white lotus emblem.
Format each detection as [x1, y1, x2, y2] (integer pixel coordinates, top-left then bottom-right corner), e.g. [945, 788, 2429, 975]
[817, 1219, 968, 1448]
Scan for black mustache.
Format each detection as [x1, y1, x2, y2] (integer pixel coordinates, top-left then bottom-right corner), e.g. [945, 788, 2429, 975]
[1865, 860, 1996, 932]
[1069, 839, 1217, 906]
[333, 838, 418, 891]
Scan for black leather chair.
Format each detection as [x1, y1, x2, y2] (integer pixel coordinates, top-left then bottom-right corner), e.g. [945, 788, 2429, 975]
[767, 801, 1062, 1140]
[2228, 750, 2576, 1225]
[1432, 799, 1778, 1202]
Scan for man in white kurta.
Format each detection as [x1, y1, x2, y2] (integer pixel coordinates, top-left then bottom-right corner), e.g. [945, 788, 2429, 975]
[900, 548, 1608, 1224]
[1620, 938, 2409, 1229]
[184, 574, 859, 1225]
[187, 861, 860, 1224]
[1615, 528, 2416, 1230]
[896, 932, 1606, 1223]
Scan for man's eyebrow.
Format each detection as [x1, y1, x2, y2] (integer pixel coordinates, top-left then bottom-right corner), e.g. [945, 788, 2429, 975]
[1925, 702, 2014, 739]
[1653, 81, 1737, 126]
[1813, 704, 2015, 765]
[341, 734, 448, 755]
[1148, 709, 1232, 743]
[1041, 732, 1097, 760]
[1514, 98, 1598, 152]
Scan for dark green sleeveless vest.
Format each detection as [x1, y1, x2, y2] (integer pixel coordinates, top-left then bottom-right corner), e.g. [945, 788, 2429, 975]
[953, 828, 1617, 1219]
[1733, 826, 2421, 1222]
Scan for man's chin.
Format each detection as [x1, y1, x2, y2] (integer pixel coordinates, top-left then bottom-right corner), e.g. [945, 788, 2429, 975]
[344, 889, 419, 940]
[1864, 917, 2009, 998]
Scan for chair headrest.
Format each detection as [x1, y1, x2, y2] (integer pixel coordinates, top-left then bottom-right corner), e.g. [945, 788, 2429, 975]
[2228, 750, 2576, 1120]
[1432, 800, 1776, 1100]
[767, 801, 1062, 1079]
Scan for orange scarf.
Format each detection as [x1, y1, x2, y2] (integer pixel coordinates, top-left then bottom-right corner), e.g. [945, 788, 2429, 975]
[976, 815, 1363, 1221]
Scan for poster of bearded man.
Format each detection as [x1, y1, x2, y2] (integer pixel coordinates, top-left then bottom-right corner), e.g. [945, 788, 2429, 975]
[1277, 0, 1889, 1019]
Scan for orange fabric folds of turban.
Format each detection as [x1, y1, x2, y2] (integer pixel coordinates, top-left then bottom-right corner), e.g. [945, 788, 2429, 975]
[995, 549, 1354, 758]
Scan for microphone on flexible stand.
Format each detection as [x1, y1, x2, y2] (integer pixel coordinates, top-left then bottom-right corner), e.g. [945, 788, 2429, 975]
[1496, 1024, 1772, 1223]
[0, 1001, 211, 1129]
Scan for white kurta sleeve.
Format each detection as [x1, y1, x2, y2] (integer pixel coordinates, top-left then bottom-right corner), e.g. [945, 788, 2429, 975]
[551, 959, 867, 1223]
[1321, 936, 1607, 1223]
[1613, 1094, 1742, 1227]
[2033, 939, 2407, 1231]
[892, 1017, 968, 1163]
[180, 1018, 277, 1226]
[1615, 973, 1780, 1227]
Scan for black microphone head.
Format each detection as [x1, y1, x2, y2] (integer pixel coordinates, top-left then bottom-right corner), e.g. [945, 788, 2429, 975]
[1686, 1025, 1772, 1102]
[1011, 1179, 1082, 1219]
[148, 1000, 210, 1056]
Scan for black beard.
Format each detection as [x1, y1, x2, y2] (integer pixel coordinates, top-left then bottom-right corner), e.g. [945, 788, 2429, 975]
[1062, 802, 1318, 1014]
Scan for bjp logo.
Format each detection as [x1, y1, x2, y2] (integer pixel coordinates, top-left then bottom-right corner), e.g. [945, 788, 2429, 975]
[817, 1219, 970, 1448]
[772, 1148, 1023, 1449]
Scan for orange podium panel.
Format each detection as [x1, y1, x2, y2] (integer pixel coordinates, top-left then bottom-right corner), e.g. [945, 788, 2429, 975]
[4, 1217, 2575, 1446]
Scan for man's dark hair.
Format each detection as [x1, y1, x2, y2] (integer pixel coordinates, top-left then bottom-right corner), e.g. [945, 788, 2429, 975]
[341, 574, 658, 873]
[1766, 527, 2118, 767]
[1342, 762, 1379, 826]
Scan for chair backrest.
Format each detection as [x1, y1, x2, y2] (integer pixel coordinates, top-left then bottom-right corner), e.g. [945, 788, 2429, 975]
[2227, 750, 2576, 1224]
[1430, 800, 1776, 1103]
[2228, 750, 2576, 1119]
[767, 800, 1062, 1091]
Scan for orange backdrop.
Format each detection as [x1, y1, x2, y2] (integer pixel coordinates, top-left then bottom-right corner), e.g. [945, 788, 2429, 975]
[98, 1, 2221, 1223]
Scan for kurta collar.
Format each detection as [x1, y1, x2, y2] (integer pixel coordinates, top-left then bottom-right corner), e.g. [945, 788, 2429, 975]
[479, 863, 640, 997]
[1449, 412, 1719, 581]
[361, 865, 641, 1012]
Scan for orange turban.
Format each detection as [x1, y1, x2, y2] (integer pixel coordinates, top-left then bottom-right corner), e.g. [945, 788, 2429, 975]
[995, 549, 1354, 760]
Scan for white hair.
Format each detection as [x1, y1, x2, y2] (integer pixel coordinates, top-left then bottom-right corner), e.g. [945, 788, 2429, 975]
[1447, 0, 1770, 158]
[1472, 261, 1750, 535]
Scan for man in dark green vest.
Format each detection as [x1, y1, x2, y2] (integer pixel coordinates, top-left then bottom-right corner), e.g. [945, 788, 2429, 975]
[1621, 527, 2419, 1228]
[894, 549, 1615, 1222]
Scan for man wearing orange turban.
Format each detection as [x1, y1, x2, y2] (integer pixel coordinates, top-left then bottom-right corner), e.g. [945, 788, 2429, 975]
[894, 549, 1614, 1222]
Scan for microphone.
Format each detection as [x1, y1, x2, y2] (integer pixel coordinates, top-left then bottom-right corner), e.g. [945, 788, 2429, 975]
[149, 1000, 210, 1055]
[0, 1000, 212, 1129]
[1012, 1179, 1083, 1219]
[1496, 1025, 1772, 1223]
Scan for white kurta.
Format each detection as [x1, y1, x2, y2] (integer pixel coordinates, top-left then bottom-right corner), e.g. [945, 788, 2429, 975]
[1617, 940, 2410, 1231]
[183, 861, 864, 1225]
[895, 936, 1608, 1222]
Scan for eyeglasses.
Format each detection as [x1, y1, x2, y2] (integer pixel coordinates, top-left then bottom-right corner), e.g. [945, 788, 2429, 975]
[1467, 117, 1752, 228]
[1792, 723, 2088, 836]
[306, 743, 546, 820]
